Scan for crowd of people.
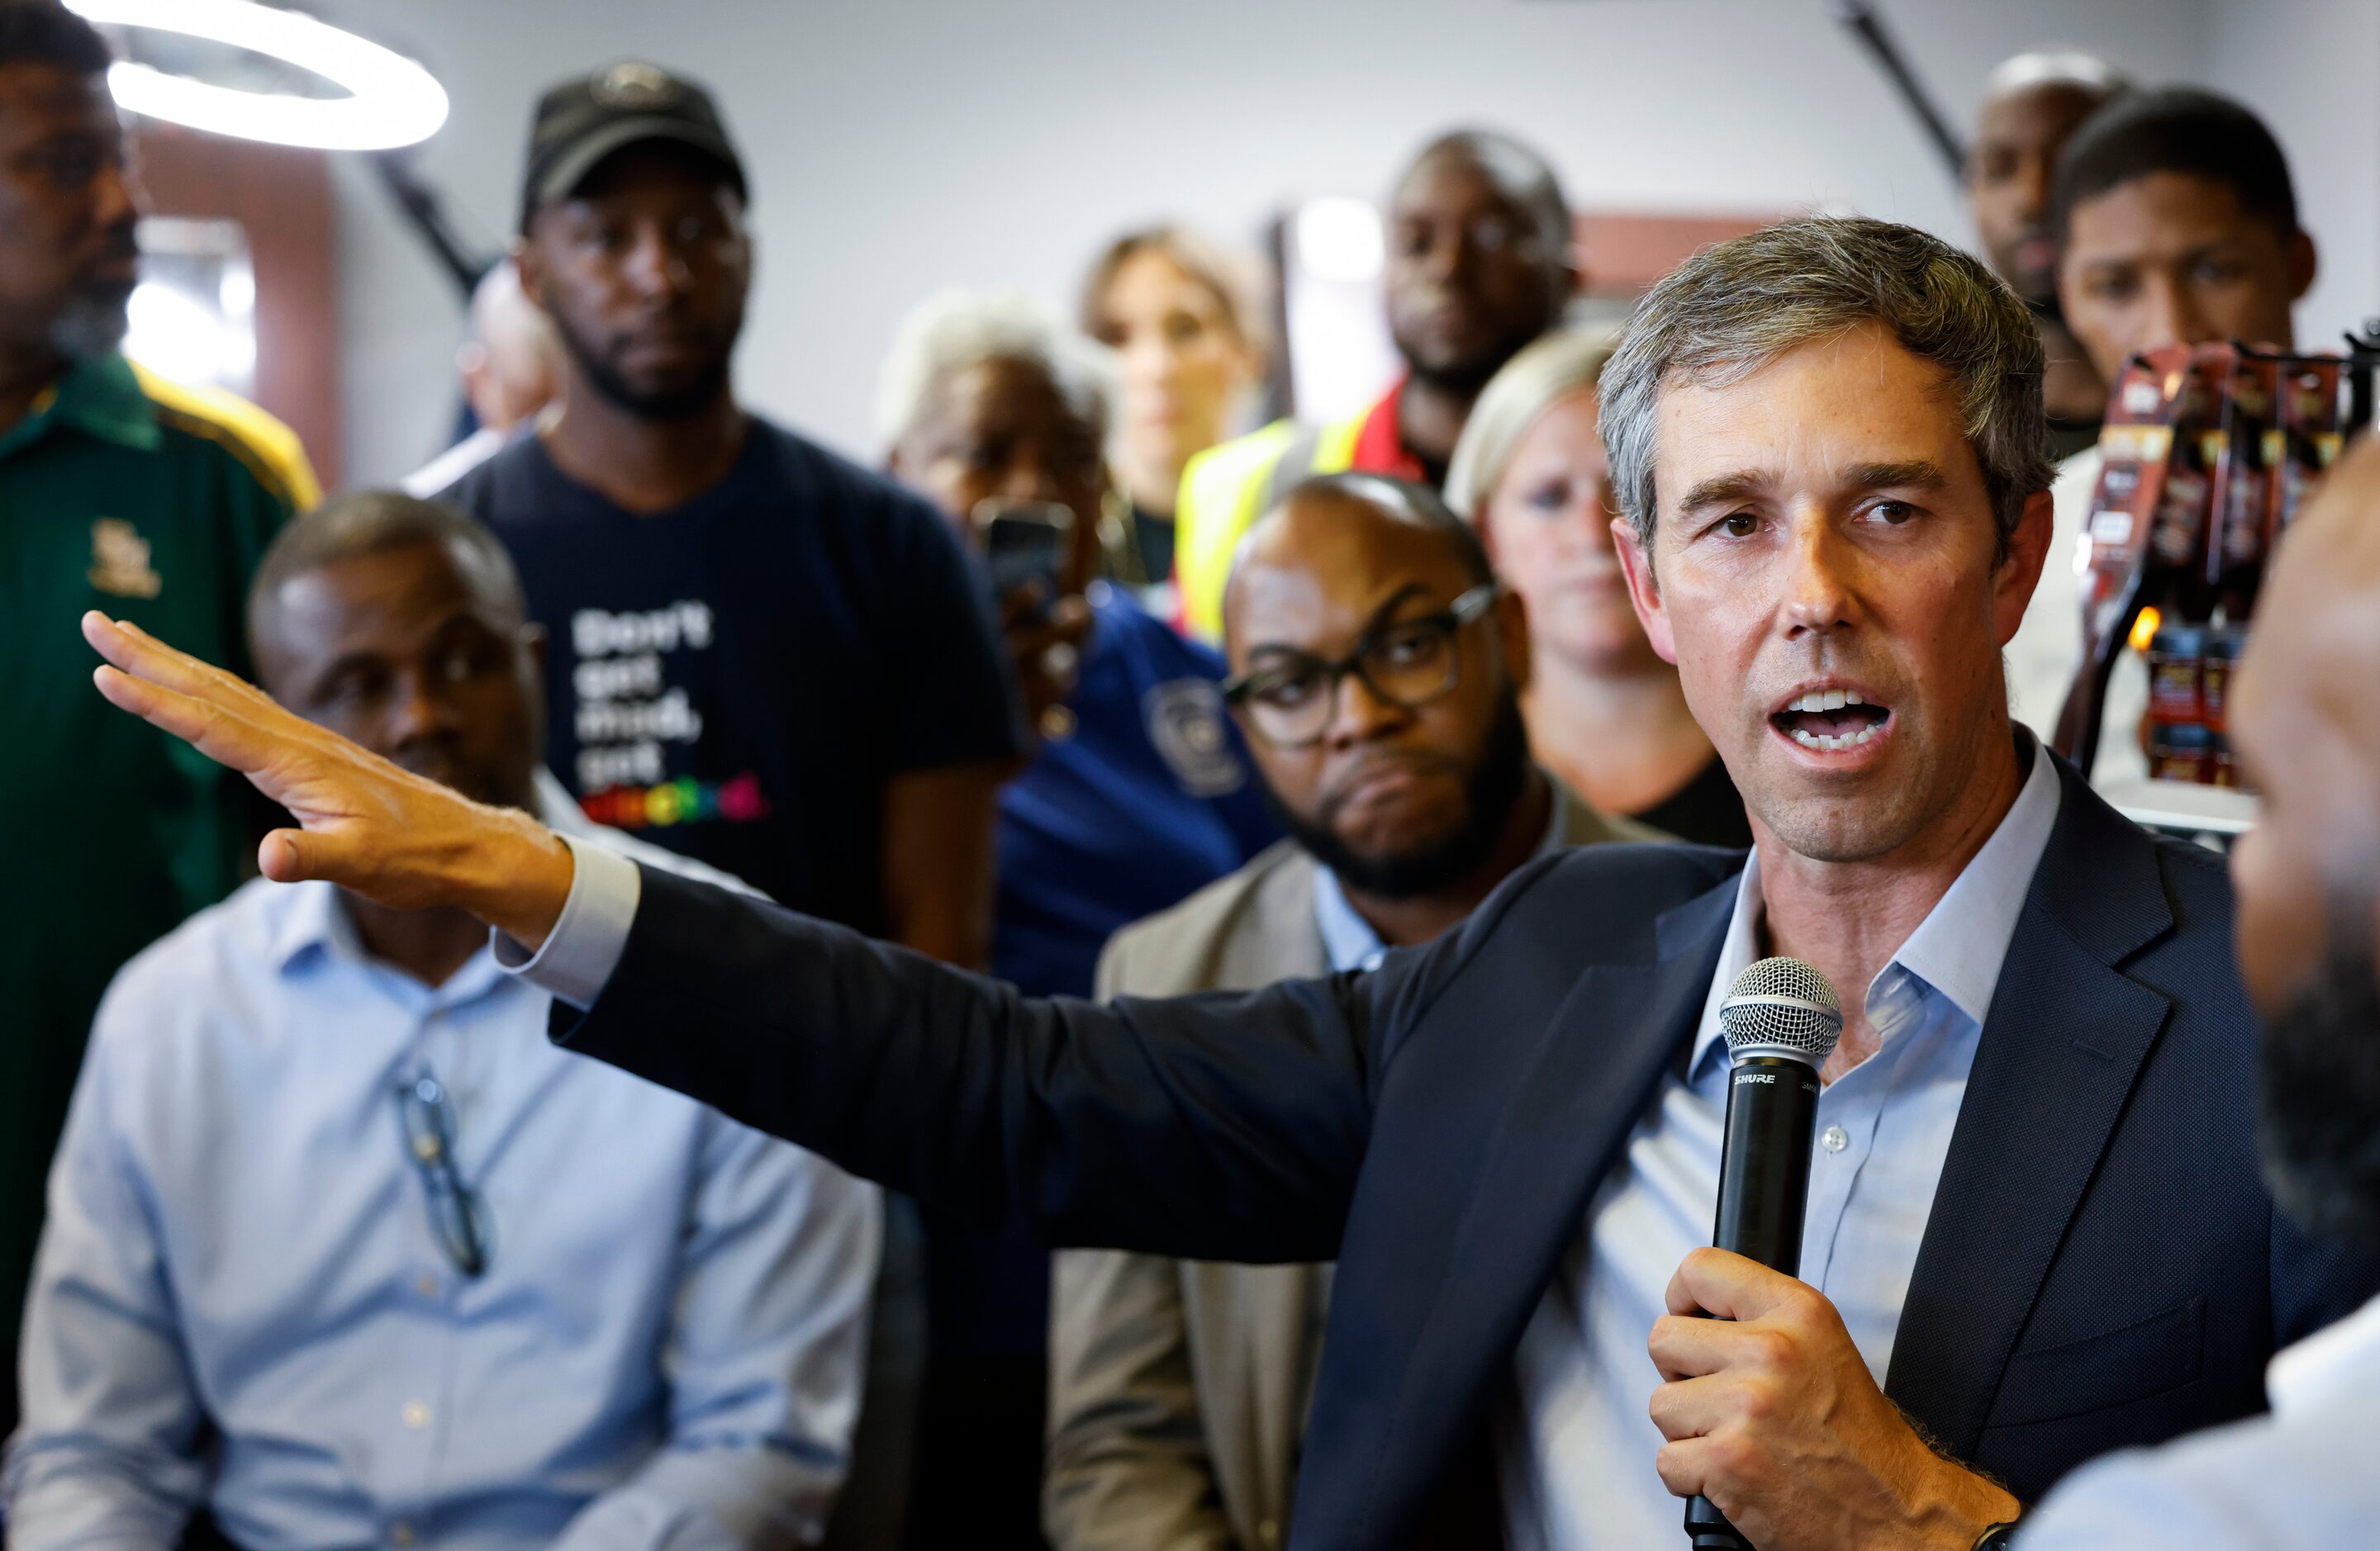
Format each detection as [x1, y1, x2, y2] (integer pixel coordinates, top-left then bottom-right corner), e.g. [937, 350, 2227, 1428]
[5, 0, 2375, 1545]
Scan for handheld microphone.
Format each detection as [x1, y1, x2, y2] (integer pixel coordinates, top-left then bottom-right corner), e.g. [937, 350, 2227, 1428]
[1684, 956, 1845, 1551]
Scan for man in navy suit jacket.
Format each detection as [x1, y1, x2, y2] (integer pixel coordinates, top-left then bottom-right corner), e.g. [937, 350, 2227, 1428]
[85, 217, 2375, 1551]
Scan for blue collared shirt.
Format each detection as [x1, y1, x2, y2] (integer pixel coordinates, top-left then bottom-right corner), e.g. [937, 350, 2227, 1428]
[7, 777, 880, 1551]
[2016, 1292, 2380, 1546]
[1500, 740, 2063, 1549]
[1310, 866, 1390, 975]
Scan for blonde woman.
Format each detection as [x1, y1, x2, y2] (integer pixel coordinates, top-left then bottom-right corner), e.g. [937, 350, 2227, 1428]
[1445, 329, 1751, 846]
[1079, 225, 1267, 595]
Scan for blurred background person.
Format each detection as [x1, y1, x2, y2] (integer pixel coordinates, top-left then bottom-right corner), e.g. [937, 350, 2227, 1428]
[1046, 472, 1656, 1551]
[2005, 86, 2314, 776]
[402, 259, 563, 496]
[1079, 225, 1268, 611]
[442, 65, 1021, 1551]
[1965, 50, 2131, 459]
[882, 288, 1279, 998]
[5, 492, 876, 1551]
[2017, 437, 2380, 1546]
[2055, 88, 2313, 391]
[1443, 330, 1750, 846]
[1171, 127, 1578, 642]
[881, 287, 1278, 1547]
[0, 0, 319, 1436]
[446, 63, 1018, 960]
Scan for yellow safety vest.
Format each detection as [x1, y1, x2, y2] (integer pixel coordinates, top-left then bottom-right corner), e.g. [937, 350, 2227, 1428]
[1171, 410, 1367, 643]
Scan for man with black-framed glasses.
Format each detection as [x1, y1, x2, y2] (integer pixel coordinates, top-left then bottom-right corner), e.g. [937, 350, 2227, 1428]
[1047, 472, 1657, 1551]
[7, 492, 878, 1551]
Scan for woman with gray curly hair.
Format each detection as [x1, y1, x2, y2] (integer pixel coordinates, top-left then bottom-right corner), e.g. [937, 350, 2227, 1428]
[1444, 329, 1750, 846]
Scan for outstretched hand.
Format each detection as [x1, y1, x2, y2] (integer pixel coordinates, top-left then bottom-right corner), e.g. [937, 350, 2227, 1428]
[84, 611, 575, 945]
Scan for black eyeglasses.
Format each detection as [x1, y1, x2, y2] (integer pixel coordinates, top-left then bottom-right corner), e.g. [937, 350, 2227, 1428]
[397, 1072, 491, 1278]
[1221, 583, 1500, 749]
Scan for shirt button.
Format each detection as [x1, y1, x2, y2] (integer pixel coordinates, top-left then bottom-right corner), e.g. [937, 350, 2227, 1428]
[416, 1273, 439, 1297]
[1821, 1125, 1850, 1154]
[390, 1524, 416, 1545]
[401, 1401, 431, 1429]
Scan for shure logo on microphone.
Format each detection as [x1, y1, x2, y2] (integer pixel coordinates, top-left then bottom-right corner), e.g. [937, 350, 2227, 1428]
[1736, 1072, 1777, 1085]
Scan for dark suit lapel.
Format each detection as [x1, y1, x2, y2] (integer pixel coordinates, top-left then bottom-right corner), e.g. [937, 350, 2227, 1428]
[1333, 870, 1739, 1541]
[1457, 869, 1740, 1266]
[1884, 761, 2178, 1458]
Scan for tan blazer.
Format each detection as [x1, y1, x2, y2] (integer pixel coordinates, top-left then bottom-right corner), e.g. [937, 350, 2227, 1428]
[1044, 790, 1656, 1551]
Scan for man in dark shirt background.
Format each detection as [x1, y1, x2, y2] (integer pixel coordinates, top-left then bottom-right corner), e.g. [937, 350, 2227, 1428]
[446, 64, 1016, 960]
[444, 63, 1019, 1549]
[1964, 50, 2130, 458]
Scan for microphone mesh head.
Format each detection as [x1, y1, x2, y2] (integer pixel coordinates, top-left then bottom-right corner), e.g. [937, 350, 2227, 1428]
[1719, 956, 1843, 1065]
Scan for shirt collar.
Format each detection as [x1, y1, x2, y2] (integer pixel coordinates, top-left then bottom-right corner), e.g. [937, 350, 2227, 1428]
[2268, 1289, 2380, 1417]
[1312, 865, 1389, 975]
[273, 883, 509, 1008]
[267, 770, 584, 996]
[1312, 770, 1577, 975]
[0, 353, 160, 461]
[1541, 778, 1574, 852]
[1689, 735, 2063, 1074]
[268, 878, 368, 973]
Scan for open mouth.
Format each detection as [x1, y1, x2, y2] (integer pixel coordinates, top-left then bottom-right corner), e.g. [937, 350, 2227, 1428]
[1770, 688, 1893, 753]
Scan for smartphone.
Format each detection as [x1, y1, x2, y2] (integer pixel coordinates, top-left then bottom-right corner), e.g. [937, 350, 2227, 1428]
[971, 500, 1076, 600]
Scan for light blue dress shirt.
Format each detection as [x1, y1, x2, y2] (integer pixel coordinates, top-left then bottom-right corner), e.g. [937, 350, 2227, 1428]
[1310, 867, 1390, 975]
[2017, 1290, 2380, 1546]
[1309, 783, 1575, 978]
[1499, 740, 2062, 1549]
[6, 777, 880, 1551]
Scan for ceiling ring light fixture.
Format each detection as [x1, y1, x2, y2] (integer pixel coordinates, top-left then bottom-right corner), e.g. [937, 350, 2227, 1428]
[65, 0, 448, 151]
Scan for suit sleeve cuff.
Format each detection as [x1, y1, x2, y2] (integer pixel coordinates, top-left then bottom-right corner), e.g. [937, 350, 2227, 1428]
[492, 834, 640, 1008]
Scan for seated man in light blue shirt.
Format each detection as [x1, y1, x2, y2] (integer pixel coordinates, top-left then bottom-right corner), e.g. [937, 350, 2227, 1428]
[5, 491, 879, 1551]
[2019, 438, 2380, 1547]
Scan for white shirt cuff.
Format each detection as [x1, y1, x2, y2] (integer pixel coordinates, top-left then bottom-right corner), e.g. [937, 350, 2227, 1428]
[492, 833, 641, 1008]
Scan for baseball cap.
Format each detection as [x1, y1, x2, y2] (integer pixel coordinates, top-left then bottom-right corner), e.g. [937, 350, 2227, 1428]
[520, 61, 748, 230]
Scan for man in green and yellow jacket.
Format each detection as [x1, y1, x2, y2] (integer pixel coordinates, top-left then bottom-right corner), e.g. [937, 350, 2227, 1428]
[0, 1, 319, 1430]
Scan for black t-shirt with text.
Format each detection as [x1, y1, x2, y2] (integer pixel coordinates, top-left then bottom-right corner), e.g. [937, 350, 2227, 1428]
[449, 420, 1020, 934]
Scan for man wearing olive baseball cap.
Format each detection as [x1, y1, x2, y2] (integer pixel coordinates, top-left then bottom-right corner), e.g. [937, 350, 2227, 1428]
[438, 62, 1024, 1550]
[516, 60, 748, 233]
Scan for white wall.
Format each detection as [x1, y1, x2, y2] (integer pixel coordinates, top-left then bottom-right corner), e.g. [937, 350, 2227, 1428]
[327, 0, 2286, 486]
[2204, 0, 2380, 354]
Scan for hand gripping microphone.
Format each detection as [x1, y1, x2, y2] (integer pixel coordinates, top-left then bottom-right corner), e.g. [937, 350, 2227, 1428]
[1684, 956, 1845, 1551]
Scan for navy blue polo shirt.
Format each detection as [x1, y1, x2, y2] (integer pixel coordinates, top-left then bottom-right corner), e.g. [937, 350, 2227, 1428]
[448, 420, 1021, 935]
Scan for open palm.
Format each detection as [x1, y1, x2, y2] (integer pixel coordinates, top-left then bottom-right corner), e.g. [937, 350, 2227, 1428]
[82, 611, 572, 932]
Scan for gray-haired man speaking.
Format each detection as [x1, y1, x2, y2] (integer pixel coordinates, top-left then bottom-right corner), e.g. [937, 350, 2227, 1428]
[83, 217, 2376, 1551]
